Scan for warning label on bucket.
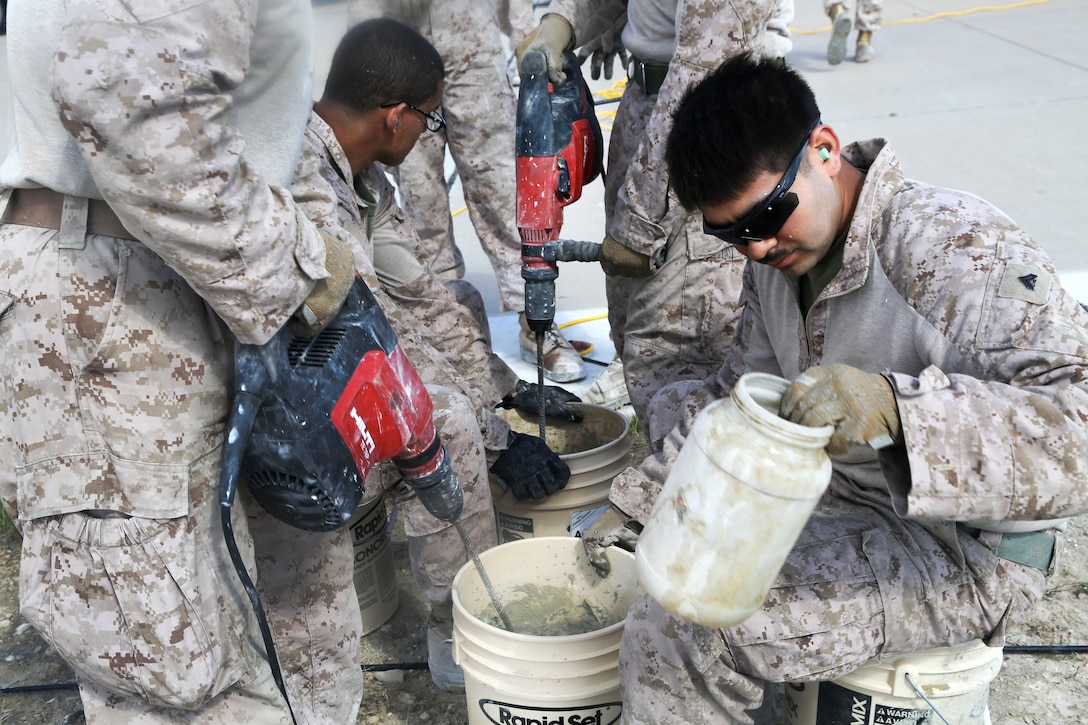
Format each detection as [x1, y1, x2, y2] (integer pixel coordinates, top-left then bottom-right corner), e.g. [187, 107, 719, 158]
[497, 511, 534, 542]
[477, 700, 622, 725]
[814, 681, 933, 724]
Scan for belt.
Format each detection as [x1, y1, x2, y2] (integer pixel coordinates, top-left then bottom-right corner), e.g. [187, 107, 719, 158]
[628, 57, 669, 96]
[958, 524, 1057, 573]
[2, 187, 137, 240]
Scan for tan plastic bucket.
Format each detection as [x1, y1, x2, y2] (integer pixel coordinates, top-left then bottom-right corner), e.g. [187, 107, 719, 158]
[451, 536, 641, 725]
[493, 403, 630, 541]
[785, 639, 1003, 724]
[347, 495, 399, 635]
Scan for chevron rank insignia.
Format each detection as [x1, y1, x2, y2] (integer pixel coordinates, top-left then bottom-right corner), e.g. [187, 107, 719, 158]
[997, 262, 1051, 305]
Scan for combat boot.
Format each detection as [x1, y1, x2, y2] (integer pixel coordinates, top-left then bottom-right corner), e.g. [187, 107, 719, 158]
[827, 3, 851, 66]
[518, 312, 587, 383]
[426, 603, 464, 692]
[855, 30, 875, 63]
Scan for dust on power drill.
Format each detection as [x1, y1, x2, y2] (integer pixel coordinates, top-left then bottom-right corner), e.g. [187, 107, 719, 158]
[216, 277, 467, 723]
[515, 49, 604, 439]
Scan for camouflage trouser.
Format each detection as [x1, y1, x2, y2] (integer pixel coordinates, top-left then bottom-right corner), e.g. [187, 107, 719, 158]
[824, 0, 884, 31]
[604, 83, 746, 424]
[18, 448, 363, 724]
[618, 478, 1052, 724]
[347, 0, 525, 313]
[0, 220, 362, 723]
[363, 385, 497, 607]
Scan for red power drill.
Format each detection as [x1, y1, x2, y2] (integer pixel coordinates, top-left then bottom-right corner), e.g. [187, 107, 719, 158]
[222, 276, 463, 532]
[516, 49, 604, 432]
[217, 277, 462, 724]
[516, 48, 604, 342]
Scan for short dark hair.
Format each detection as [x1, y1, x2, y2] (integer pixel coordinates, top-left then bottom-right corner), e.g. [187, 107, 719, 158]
[322, 19, 444, 114]
[666, 54, 822, 211]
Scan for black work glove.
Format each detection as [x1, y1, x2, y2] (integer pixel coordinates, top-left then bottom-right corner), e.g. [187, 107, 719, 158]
[499, 380, 584, 422]
[576, 12, 628, 81]
[490, 431, 571, 500]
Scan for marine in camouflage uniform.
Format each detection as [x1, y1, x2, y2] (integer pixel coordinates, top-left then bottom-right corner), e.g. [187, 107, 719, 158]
[346, 0, 521, 312]
[531, 0, 791, 423]
[347, 0, 589, 383]
[609, 59, 1088, 722]
[292, 22, 577, 667]
[0, 0, 361, 722]
[293, 110, 510, 610]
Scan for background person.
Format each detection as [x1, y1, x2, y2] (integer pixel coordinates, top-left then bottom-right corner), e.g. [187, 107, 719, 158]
[825, 0, 883, 64]
[347, 0, 590, 384]
[516, 0, 794, 425]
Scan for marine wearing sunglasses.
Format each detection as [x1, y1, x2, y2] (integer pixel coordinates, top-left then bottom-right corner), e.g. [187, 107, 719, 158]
[702, 118, 821, 246]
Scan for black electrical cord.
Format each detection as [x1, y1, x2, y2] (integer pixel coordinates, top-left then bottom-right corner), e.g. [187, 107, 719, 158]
[11, 645, 1088, 697]
[218, 342, 299, 725]
[2, 662, 432, 695]
[1004, 645, 1088, 655]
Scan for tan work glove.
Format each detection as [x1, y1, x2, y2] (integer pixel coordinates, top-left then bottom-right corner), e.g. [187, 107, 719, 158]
[294, 231, 355, 337]
[599, 234, 656, 278]
[515, 13, 575, 84]
[389, 0, 431, 21]
[779, 363, 901, 456]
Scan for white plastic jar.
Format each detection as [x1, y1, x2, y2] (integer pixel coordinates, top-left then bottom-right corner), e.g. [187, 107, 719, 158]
[635, 372, 834, 627]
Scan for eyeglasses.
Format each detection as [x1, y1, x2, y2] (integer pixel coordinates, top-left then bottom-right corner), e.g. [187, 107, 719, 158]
[380, 101, 447, 133]
[702, 118, 822, 246]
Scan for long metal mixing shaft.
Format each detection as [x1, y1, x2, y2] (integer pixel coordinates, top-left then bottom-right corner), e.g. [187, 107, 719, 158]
[537, 331, 547, 440]
[455, 521, 513, 631]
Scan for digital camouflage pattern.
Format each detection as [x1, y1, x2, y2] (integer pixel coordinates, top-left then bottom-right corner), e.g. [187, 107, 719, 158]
[347, 0, 527, 313]
[550, 0, 786, 422]
[610, 139, 1088, 722]
[292, 112, 505, 606]
[0, 1, 363, 721]
[824, 0, 884, 33]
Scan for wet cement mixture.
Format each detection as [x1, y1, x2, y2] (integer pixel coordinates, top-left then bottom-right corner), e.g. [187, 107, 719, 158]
[3, 503, 1088, 723]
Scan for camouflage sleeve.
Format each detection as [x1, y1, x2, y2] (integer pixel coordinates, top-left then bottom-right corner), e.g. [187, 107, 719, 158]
[291, 121, 382, 289]
[378, 261, 521, 409]
[608, 0, 773, 258]
[879, 211, 1088, 522]
[52, 1, 325, 345]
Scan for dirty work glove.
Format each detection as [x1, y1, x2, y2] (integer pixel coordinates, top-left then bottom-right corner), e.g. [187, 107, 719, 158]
[515, 13, 575, 84]
[389, 0, 431, 20]
[581, 506, 642, 577]
[293, 231, 355, 337]
[576, 12, 628, 81]
[490, 431, 571, 500]
[599, 234, 656, 278]
[499, 380, 584, 422]
[779, 363, 901, 456]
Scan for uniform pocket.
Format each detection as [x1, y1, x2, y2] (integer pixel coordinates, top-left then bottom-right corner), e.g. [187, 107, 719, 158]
[20, 512, 252, 709]
[678, 230, 746, 365]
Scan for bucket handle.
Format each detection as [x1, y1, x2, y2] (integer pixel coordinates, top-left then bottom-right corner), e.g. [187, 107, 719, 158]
[902, 673, 952, 725]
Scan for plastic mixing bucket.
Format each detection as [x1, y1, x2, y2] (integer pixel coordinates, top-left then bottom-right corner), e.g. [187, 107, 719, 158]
[785, 640, 1004, 724]
[347, 495, 399, 635]
[492, 403, 630, 541]
[452, 536, 642, 725]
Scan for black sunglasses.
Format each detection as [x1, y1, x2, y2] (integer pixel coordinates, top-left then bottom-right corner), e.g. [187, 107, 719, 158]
[702, 118, 822, 246]
[379, 101, 447, 133]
